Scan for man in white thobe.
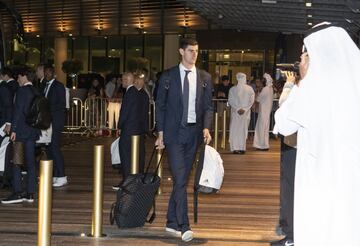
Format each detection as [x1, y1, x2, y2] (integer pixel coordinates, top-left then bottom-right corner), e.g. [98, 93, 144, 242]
[273, 23, 360, 246]
[228, 72, 254, 154]
[253, 73, 274, 150]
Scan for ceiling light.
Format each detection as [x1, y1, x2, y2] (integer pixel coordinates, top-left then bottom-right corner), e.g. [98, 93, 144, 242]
[307, 14, 313, 18]
[262, 0, 277, 3]
[69, 33, 73, 37]
[36, 34, 40, 38]
[224, 54, 230, 59]
[308, 22, 313, 26]
[306, 2, 312, 7]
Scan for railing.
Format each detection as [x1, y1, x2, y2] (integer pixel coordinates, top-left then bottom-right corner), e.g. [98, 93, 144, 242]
[63, 97, 279, 143]
[64, 97, 85, 134]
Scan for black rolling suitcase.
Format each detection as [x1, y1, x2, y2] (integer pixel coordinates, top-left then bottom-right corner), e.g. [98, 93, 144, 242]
[110, 147, 163, 228]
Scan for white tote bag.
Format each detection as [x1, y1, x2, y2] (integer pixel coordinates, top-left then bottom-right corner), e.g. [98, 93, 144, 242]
[36, 125, 52, 144]
[0, 137, 10, 172]
[111, 137, 121, 165]
[199, 145, 224, 190]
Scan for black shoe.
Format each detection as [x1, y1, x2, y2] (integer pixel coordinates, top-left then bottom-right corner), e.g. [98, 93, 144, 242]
[239, 150, 246, 154]
[1, 193, 23, 204]
[270, 237, 294, 246]
[22, 193, 35, 203]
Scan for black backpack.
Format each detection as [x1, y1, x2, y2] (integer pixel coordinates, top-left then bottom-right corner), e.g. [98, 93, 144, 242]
[26, 87, 51, 130]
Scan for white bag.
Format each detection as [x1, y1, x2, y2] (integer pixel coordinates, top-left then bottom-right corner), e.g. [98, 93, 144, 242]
[0, 137, 10, 172]
[111, 137, 121, 165]
[199, 145, 224, 190]
[36, 125, 52, 144]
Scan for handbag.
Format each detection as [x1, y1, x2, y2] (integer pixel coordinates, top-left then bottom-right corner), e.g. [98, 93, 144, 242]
[12, 141, 24, 165]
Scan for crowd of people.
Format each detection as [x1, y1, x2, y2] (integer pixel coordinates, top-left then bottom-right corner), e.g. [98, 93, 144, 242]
[0, 23, 358, 245]
[214, 71, 277, 154]
[0, 64, 67, 204]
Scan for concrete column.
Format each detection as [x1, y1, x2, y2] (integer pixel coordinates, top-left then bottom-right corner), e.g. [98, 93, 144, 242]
[163, 34, 180, 69]
[54, 37, 67, 84]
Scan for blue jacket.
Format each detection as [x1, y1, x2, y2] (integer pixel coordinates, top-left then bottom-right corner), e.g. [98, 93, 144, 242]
[118, 85, 142, 136]
[0, 82, 13, 126]
[155, 65, 214, 144]
[12, 84, 40, 141]
[46, 80, 66, 130]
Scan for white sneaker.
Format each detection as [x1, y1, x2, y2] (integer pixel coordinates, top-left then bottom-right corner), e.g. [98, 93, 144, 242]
[53, 176, 68, 187]
[165, 227, 181, 237]
[181, 230, 194, 242]
[52, 177, 57, 184]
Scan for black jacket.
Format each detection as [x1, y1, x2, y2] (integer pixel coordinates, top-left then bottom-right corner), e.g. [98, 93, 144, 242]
[118, 85, 142, 136]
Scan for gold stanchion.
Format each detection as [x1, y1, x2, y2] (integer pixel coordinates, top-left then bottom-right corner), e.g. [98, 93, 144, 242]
[131, 135, 140, 174]
[214, 112, 219, 150]
[38, 160, 53, 246]
[221, 110, 227, 149]
[157, 149, 163, 195]
[91, 145, 105, 238]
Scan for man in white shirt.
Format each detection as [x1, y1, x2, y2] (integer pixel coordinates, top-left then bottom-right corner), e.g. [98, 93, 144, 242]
[105, 75, 121, 134]
[155, 38, 213, 242]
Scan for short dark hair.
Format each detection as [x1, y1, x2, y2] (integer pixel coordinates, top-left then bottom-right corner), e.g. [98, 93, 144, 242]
[44, 64, 55, 73]
[179, 38, 198, 50]
[1, 67, 13, 78]
[18, 66, 36, 82]
[221, 75, 229, 81]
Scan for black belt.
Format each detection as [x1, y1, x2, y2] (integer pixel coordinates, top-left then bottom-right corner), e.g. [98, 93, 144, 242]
[185, 123, 196, 127]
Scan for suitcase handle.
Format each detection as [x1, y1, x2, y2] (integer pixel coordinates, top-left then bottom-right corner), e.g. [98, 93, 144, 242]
[142, 146, 165, 183]
[109, 202, 116, 225]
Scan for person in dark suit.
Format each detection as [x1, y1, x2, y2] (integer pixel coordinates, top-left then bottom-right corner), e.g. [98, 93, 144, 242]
[112, 72, 141, 190]
[155, 38, 213, 242]
[1, 67, 40, 204]
[43, 65, 67, 187]
[35, 63, 46, 93]
[0, 67, 18, 99]
[0, 77, 14, 187]
[134, 74, 149, 175]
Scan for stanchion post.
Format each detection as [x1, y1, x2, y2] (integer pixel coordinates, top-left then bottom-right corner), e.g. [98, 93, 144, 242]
[91, 145, 105, 238]
[157, 149, 163, 195]
[221, 109, 227, 149]
[131, 135, 140, 174]
[38, 160, 53, 246]
[214, 112, 219, 150]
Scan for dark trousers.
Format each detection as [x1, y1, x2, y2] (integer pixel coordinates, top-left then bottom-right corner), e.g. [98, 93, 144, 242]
[12, 140, 36, 194]
[119, 134, 145, 181]
[166, 125, 201, 233]
[47, 127, 65, 177]
[279, 138, 297, 239]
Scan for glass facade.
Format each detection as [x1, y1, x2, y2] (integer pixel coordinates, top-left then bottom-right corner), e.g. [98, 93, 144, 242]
[4, 34, 273, 87]
[6, 35, 162, 75]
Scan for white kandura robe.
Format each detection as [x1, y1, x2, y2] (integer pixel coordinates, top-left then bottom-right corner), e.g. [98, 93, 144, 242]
[228, 83, 255, 151]
[253, 85, 273, 149]
[273, 25, 360, 246]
